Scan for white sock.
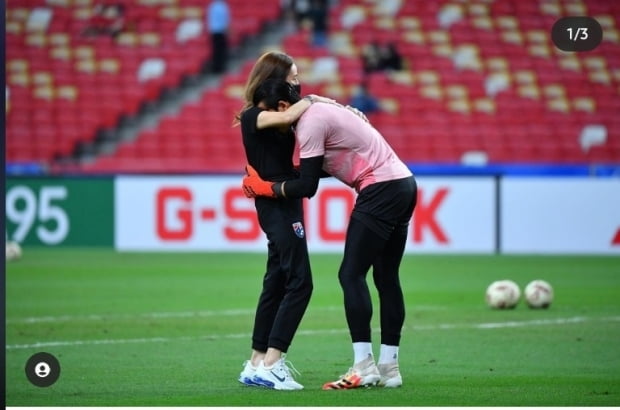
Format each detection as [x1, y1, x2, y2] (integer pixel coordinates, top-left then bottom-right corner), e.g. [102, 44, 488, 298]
[378, 344, 399, 364]
[353, 342, 373, 364]
[259, 360, 273, 370]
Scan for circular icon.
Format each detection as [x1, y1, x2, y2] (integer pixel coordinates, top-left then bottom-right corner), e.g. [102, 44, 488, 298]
[35, 362, 51, 377]
[25, 352, 61, 387]
[551, 16, 603, 52]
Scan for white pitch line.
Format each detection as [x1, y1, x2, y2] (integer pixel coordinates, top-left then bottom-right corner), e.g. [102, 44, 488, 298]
[474, 316, 589, 329]
[6, 309, 259, 324]
[6, 305, 445, 324]
[6, 316, 620, 350]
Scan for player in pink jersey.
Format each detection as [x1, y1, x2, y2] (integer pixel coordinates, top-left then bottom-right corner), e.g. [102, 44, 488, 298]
[242, 79, 418, 389]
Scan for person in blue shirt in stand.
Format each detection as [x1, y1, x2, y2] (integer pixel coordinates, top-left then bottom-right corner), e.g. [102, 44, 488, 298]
[206, 0, 230, 73]
[349, 82, 381, 115]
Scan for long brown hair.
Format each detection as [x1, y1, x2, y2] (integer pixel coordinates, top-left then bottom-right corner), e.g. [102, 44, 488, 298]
[233, 51, 295, 125]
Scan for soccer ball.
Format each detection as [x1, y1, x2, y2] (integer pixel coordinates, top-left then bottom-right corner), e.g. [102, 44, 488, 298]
[6, 241, 22, 262]
[524, 280, 553, 309]
[485, 280, 521, 309]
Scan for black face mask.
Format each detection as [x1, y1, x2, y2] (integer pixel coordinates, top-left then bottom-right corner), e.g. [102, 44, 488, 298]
[292, 83, 301, 96]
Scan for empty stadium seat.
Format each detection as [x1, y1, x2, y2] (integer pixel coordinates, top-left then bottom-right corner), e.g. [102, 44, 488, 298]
[7, 0, 620, 173]
[6, 0, 282, 172]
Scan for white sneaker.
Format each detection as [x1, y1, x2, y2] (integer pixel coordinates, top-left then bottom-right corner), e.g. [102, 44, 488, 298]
[322, 356, 381, 390]
[252, 357, 304, 390]
[378, 362, 402, 388]
[238, 360, 260, 386]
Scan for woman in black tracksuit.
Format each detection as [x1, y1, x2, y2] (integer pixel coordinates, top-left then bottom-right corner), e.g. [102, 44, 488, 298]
[235, 51, 335, 390]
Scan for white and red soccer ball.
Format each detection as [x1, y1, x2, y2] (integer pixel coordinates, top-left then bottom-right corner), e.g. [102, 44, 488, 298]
[524, 280, 554, 309]
[5, 240, 22, 262]
[485, 280, 521, 309]
[485, 279, 554, 309]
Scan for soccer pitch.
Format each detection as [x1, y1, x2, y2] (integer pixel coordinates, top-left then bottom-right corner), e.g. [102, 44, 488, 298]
[5, 249, 620, 406]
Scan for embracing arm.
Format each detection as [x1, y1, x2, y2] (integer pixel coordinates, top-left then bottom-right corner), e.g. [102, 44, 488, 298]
[242, 156, 325, 199]
[272, 156, 324, 198]
[256, 95, 334, 129]
[256, 96, 312, 129]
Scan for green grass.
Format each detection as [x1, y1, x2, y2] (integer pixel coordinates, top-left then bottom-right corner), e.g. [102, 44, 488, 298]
[5, 249, 620, 406]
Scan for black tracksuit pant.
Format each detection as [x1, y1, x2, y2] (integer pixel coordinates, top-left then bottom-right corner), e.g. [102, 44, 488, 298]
[251, 196, 313, 353]
[338, 175, 418, 347]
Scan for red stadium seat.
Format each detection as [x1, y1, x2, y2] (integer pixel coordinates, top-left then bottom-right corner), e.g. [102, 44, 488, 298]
[6, 0, 282, 170]
[7, 0, 620, 172]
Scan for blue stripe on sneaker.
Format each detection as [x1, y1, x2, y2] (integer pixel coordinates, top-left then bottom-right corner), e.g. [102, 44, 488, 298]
[252, 376, 275, 389]
[239, 376, 260, 387]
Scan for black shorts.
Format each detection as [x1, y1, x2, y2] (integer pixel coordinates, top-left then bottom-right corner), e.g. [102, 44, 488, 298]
[351, 176, 417, 240]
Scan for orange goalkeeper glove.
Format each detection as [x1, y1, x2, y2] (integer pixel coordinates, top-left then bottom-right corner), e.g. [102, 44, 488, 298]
[242, 165, 277, 198]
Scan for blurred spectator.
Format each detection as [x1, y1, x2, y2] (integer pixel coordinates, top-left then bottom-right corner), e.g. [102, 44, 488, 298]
[348, 82, 380, 115]
[361, 41, 403, 74]
[280, 6, 298, 36]
[292, 0, 311, 25]
[361, 42, 382, 74]
[207, 0, 230, 74]
[308, 0, 328, 47]
[380, 42, 403, 71]
[82, 3, 125, 38]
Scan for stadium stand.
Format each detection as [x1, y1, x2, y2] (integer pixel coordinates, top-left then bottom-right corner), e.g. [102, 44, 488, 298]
[5, 0, 281, 173]
[5, 0, 620, 174]
[318, 0, 620, 165]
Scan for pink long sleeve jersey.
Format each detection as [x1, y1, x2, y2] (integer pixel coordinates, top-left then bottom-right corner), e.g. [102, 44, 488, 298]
[295, 103, 412, 193]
